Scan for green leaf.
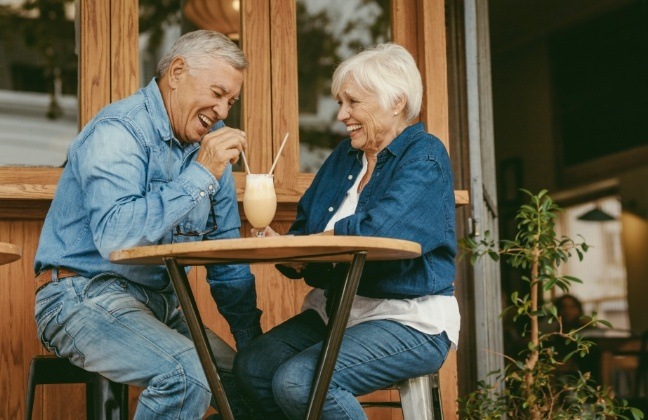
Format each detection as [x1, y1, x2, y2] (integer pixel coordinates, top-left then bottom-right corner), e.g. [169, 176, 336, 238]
[598, 319, 613, 328]
[456, 189, 641, 419]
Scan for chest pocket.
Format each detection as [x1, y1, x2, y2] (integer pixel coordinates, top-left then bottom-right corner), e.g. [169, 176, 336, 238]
[173, 198, 211, 242]
[147, 180, 211, 244]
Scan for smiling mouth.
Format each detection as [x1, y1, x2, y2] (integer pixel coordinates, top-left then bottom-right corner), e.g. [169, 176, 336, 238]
[199, 114, 214, 128]
[347, 124, 362, 132]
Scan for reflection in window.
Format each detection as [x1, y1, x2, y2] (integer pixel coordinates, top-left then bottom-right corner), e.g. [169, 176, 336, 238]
[139, 0, 244, 171]
[297, 0, 390, 173]
[550, 197, 629, 330]
[0, 0, 77, 166]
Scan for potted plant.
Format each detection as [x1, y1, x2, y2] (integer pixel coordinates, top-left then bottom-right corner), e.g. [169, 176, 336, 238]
[457, 189, 643, 419]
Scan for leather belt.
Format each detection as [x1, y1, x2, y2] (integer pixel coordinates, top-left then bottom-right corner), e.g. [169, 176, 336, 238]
[35, 267, 79, 294]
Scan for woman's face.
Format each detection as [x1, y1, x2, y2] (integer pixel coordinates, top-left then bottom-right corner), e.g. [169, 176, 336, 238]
[559, 297, 582, 324]
[336, 75, 406, 154]
[168, 57, 243, 143]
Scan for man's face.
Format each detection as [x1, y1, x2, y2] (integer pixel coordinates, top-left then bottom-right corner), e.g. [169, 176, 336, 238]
[170, 58, 243, 143]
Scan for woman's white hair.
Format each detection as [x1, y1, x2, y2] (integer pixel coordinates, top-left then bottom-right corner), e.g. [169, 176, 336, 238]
[331, 43, 423, 122]
[156, 30, 248, 77]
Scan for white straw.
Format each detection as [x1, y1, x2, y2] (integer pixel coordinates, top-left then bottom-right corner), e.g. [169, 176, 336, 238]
[269, 132, 290, 175]
[240, 150, 251, 175]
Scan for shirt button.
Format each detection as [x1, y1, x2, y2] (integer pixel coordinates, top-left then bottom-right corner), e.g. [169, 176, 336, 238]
[208, 185, 214, 190]
[199, 191, 206, 197]
[348, 175, 353, 180]
[328, 207, 334, 212]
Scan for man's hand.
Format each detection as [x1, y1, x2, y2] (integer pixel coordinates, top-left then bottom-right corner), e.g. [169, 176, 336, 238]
[196, 127, 247, 179]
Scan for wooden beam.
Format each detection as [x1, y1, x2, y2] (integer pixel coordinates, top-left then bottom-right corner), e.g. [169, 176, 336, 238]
[417, 0, 450, 150]
[270, 0, 299, 189]
[78, 0, 111, 127]
[416, 0, 460, 416]
[392, 0, 419, 62]
[110, 0, 139, 101]
[241, 0, 272, 174]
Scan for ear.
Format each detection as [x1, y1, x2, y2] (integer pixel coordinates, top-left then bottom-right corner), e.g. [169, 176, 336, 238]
[393, 96, 407, 116]
[167, 57, 187, 90]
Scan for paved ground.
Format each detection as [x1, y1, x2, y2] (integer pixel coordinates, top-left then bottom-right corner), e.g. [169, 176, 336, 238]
[0, 90, 76, 167]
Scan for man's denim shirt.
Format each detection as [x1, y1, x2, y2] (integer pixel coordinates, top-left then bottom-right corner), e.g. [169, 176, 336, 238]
[289, 123, 457, 299]
[35, 78, 262, 346]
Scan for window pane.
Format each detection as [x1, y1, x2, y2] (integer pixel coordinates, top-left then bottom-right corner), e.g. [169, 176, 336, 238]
[138, 0, 244, 171]
[297, 0, 391, 173]
[0, 0, 78, 166]
[550, 197, 629, 330]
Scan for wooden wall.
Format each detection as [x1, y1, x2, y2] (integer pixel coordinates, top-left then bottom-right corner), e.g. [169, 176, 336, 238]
[0, 0, 465, 418]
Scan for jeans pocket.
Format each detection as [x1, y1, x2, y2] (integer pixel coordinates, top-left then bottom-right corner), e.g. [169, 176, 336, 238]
[82, 273, 125, 298]
[35, 280, 65, 343]
[83, 275, 150, 317]
[35, 300, 63, 349]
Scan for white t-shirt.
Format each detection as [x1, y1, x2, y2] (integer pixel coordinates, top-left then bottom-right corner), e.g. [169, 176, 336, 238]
[301, 154, 460, 347]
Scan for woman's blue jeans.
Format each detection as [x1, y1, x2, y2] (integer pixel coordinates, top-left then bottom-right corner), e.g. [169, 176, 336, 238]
[234, 309, 451, 420]
[35, 273, 252, 419]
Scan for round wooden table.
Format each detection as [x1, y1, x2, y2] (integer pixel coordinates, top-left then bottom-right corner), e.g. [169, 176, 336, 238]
[0, 242, 22, 265]
[111, 235, 421, 420]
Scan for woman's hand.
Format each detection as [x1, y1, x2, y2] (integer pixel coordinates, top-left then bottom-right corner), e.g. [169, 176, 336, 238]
[250, 226, 280, 237]
[251, 227, 309, 278]
[275, 262, 307, 279]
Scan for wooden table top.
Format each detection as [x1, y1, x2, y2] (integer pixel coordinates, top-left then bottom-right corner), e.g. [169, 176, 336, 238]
[110, 235, 421, 266]
[0, 242, 22, 266]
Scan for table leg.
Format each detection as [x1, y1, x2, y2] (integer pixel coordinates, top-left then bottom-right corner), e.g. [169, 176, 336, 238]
[163, 258, 234, 420]
[306, 251, 367, 420]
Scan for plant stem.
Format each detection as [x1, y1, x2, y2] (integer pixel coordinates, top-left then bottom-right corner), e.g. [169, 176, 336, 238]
[525, 245, 541, 419]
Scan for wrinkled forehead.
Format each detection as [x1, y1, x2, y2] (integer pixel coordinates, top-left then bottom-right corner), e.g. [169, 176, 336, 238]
[198, 59, 244, 93]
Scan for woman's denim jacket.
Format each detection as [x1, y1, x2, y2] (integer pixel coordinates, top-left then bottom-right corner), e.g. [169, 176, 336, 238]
[35, 78, 262, 346]
[288, 123, 457, 299]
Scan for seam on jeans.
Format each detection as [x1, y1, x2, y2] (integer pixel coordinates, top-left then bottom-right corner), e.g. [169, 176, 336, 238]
[332, 321, 440, 373]
[174, 347, 213, 392]
[327, 382, 356, 420]
[49, 287, 212, 416]
[145, 366, 187, 418]
[83, 297, 213, 394]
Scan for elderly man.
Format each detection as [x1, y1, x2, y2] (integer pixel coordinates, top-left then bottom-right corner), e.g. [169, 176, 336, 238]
[34, 30, 261, 419]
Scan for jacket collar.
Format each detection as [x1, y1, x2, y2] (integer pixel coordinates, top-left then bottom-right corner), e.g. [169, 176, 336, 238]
[345, 122, 425, 160]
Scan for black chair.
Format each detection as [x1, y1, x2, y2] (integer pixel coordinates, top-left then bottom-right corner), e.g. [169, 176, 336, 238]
[360, 372, 443, 419]
[26, 354, 128, 420]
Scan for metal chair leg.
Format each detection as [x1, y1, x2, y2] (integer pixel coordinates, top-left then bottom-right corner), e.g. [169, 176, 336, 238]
[359, 372, 443, 420]
[398, 373, 443, 420]
[25, 355, 128, 420]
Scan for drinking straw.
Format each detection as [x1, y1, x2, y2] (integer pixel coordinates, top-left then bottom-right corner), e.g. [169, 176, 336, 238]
[269, 132, 290, 175]
[240, 150, 251, 175]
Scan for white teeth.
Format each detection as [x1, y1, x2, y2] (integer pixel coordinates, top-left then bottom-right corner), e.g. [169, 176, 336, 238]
[347, 124, 362, 132]
[199, 114, 213, 126]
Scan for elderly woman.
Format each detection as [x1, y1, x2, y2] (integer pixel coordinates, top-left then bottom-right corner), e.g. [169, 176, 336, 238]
[234, 43, 460, 419]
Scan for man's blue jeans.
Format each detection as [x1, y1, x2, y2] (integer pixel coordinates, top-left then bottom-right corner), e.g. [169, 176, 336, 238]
[234, 309, 451, 419]
[35, 273, 250, 419]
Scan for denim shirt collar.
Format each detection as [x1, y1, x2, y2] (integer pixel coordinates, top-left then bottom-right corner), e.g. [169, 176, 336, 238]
[143, 78, 201, 154]
[384, 122, 425, 156]
[345, 122, 425, 162]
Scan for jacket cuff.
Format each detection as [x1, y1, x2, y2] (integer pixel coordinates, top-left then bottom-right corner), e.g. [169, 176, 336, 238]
[232, 324, 263, 350]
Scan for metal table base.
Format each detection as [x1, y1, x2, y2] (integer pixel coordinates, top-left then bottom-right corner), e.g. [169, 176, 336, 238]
[164, 251, 367, 420]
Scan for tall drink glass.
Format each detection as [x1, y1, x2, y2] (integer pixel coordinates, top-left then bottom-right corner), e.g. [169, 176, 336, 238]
[243, 174, 277, 237]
